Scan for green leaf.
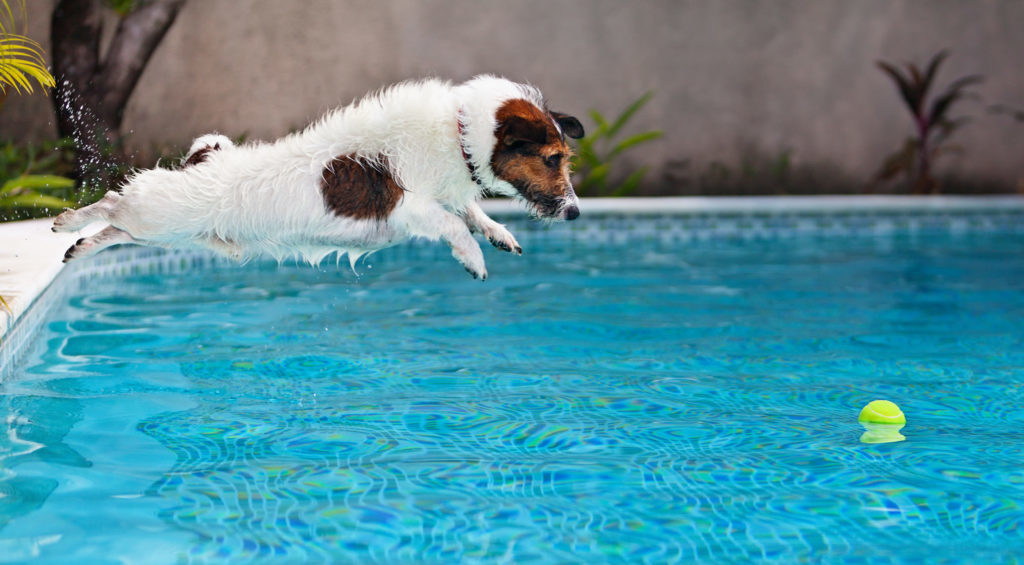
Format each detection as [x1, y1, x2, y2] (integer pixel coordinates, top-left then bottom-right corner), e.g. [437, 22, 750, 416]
[1, 174, 75, 194]
[103, 0, 137, 17]
[569, 91, 660, 197]
[612, 166, 649, 197]
[609, 130, 663, 159]
[608, 91, 654, 138]
[574, 143, 601, 169]
[587, 110, 610, 137]
[0, 193, 76, 209]
[577, 162, 611, 192]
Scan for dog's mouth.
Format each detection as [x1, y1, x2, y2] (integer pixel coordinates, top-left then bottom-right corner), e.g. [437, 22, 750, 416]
[513, 182, 580, 221]
[523, 197, 580, 222]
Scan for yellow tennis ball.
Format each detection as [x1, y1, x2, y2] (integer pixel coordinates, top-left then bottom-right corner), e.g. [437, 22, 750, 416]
[858, 400, 906, 425]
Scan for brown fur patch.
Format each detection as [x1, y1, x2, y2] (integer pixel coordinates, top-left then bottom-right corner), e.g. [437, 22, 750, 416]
[490, 99, 574, 216]
[320, 155, 404, 220]
[494, 99, 563, 144]
[184, 145, 217, 167]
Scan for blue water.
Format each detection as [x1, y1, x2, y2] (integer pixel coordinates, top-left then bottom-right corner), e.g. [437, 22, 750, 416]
[1, 228, 1023, 563]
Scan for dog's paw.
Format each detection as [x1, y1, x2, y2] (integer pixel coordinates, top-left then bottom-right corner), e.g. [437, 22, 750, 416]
[452, 244, 488, 281]
[461, 256, 487, 281]
[52, 210, 74, 233]
[464, 266, 488, 281]
[62, 237, 87, 263]
[484, 224, 522, 255]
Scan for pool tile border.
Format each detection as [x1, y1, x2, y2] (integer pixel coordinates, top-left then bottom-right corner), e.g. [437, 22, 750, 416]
[2, 195, 1024, 377]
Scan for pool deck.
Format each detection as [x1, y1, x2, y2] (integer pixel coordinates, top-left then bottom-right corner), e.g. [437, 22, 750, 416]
[0, 219, 99, 339]
[2, 195, 1024, 341]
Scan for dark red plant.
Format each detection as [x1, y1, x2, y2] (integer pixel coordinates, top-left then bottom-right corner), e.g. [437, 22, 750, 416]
[875, 50, 983, 193]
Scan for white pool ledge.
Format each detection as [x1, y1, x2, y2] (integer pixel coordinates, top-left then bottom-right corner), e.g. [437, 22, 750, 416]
[0, 219, 102, 337]
[2, 195, 1024, 342]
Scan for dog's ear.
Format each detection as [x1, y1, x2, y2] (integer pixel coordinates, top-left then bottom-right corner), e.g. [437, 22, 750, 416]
[499, 116, 550, 148]
[551, 111, 585, 139]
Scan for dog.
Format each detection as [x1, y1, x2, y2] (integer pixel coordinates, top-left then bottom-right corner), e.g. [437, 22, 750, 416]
[53, 75, 584, 280]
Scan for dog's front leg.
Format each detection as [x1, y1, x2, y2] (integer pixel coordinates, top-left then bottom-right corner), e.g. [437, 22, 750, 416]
[462, 201, 522, 255]
[408, 203, 488, 280]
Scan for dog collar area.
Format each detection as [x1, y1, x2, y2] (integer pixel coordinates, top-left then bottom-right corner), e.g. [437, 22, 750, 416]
[456, 111, 487, 190]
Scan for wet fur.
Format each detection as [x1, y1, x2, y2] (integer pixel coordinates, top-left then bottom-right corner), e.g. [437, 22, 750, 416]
[53, 76, 583, 280]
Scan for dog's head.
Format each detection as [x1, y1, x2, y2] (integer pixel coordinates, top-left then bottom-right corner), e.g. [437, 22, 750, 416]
[458, 76, 585, 221]
[489, 99, 584, 220]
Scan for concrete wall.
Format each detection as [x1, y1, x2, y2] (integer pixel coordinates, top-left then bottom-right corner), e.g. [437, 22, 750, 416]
[2, 0, 1023, 193]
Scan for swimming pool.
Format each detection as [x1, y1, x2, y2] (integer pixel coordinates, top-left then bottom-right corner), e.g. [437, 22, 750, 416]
[1, 200, 1023, 563]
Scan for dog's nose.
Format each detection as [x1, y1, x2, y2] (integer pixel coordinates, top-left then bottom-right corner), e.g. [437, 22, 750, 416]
[565, 204, 580, 221]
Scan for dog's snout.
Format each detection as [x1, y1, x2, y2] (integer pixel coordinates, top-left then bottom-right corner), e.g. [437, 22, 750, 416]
[565, 204, 580, 221]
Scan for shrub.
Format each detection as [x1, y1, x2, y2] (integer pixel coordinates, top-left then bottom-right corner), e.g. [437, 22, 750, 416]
[874, 50, 983, 193]
[571, 92, 663, 196]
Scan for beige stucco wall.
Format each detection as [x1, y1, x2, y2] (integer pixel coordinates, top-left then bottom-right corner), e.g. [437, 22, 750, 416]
[2, 0, 1023, 192]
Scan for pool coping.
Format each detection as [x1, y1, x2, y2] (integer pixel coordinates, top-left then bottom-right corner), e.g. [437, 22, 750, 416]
[2, 194, 1024, 345]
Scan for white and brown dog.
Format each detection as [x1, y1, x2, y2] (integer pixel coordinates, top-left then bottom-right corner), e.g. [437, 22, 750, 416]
[53, 75, 584, 280]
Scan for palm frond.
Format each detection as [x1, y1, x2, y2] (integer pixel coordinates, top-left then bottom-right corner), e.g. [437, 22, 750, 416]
[0, 0, 26, 37]
[0, 33, 55, 94]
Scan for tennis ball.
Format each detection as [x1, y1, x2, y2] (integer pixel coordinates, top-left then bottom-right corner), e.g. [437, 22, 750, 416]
[858, 400, 906, 425]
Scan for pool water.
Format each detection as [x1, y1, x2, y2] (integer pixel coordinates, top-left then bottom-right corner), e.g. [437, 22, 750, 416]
[1, 229, 1023, 563]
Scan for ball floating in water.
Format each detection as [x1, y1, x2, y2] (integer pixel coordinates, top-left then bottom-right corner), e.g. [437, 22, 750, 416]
[858, 400, 906, 444]
[858, 400, 906, 425]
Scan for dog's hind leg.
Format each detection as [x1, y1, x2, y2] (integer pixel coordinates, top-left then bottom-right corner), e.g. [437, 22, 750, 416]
[63, 225, 137, 263]
[52, 191, 122, 233]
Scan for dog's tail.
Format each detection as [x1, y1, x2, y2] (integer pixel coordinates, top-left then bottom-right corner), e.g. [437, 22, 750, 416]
[182, 134, 235, 168]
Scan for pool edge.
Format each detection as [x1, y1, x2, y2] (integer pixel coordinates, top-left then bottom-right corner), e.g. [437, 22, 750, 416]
[2, 194, 1024, 375]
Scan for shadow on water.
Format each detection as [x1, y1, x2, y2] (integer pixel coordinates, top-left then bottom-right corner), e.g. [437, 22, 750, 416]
[0, 395, 91, 530]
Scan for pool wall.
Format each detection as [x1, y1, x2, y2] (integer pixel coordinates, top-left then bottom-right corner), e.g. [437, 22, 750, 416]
[3, 195, 1024, 379]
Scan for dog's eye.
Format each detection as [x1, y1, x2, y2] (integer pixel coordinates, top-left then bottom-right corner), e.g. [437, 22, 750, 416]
[544, 154, 563, 169]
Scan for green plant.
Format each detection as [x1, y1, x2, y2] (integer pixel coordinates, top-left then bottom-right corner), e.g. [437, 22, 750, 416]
[103, 0, 137, 16]
[0, 138, 86, 220]
[875, 50, 983, 193]
[0, 138, 75, 180]
[0, 174, 76, 213]
[0, 0, 55, 105]
[571, 92, 663, 196]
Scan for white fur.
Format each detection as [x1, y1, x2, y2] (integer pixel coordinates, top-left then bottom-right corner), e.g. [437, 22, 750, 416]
[54, 76, 581, 280]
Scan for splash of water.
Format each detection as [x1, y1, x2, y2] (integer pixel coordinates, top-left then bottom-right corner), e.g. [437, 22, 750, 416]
[56, 80, 131, 207]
